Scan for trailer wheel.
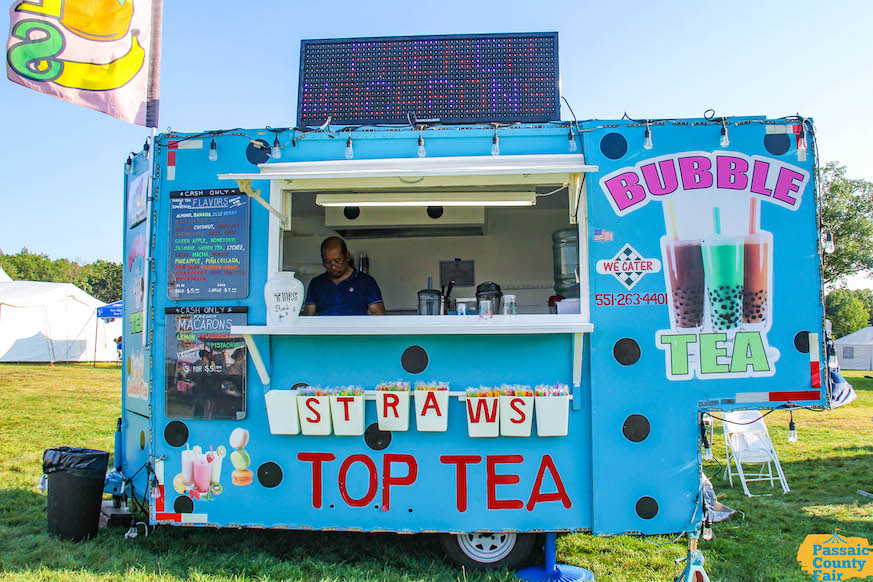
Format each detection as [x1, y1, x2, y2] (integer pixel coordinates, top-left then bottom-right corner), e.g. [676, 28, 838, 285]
[439, 532, 535, 570]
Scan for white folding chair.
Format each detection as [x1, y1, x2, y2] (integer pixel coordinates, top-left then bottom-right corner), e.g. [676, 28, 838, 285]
[722, 410, 789, 496]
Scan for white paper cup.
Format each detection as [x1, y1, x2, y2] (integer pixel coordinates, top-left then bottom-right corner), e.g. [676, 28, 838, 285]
[377, 391, 410, 431]
[330, 394, 365, 436]
[466, 396, 500, 437]
[297, 395, 332, 435]
[499, 395, 533, 437]
[535, 395, 570, 437]
[414, 390, 449, 432]
[264, 389, 300, 435]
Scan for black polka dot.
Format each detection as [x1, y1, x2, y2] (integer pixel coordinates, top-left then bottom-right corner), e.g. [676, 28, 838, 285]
[174, 496, 194, 514]
[600, 133, 628, 160]
[636, 497, 659, 519]
[343, 206, 361, 220]
[257, 462, 283, 488]
[364, 423, 391, 451]
[401, 346, 428, 374]
[622, 414, 651, 442]
[246, 139, 271, 165]
[764, 134, 791, 156]
[794, 331, 810, 354]
[164, 421, 189, 448]
[426, 206, 444, 219]
[614, 338, 641, 366]
[140, 431, 146, 451]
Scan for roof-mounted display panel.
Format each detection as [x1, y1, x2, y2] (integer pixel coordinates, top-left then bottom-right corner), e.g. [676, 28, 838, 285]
[297, 33, 560, 126]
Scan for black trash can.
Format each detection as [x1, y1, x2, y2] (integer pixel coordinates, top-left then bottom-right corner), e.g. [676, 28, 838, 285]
[43, 447, 109, 541]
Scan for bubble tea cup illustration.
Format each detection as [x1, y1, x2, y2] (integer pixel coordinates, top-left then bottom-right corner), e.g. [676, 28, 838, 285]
[663, 201, 705, 330]
[702, 207, 744, 331]
[743, 199, 771, 329]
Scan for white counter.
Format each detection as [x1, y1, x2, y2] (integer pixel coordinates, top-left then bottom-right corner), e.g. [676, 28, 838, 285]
[231, 314, 593, 336]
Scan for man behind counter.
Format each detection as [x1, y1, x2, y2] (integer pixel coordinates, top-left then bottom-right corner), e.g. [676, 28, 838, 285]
[302, 236, 386, 316]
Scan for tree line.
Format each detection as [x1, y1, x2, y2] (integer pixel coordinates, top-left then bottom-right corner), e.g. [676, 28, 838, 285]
[0, 248, 121, 304]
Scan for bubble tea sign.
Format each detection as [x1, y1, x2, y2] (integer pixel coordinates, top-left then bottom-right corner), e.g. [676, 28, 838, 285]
[599, 151, 810, 381]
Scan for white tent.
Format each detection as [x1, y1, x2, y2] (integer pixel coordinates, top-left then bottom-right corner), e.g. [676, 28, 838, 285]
[834, 326, 873, 371]
[0, 267, 11, 283]
[0, 281, 122, 362]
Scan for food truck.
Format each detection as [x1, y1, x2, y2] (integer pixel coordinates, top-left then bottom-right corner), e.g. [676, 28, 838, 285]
[114, 33, 830, 574]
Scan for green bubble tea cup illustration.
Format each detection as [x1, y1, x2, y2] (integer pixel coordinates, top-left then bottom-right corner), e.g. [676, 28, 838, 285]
[702, 237, 744, 331]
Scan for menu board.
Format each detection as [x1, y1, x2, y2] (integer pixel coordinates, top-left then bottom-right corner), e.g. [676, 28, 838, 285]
[168, 189, 249, 300]
[165, 306, 247, 420]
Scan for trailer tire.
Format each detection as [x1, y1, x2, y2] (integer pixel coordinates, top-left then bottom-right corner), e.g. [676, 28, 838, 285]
[439, 532, 535, 570]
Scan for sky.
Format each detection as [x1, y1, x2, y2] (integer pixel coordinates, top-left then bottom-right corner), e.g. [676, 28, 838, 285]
[1, 0, 871, 286]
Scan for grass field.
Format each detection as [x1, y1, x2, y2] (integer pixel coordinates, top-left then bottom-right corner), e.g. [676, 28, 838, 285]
[1, 364, 871, 581]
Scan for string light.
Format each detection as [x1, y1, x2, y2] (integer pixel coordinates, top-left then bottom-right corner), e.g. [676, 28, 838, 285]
[824, 232, 835, 255]
[345, 131, 354, 160]
[797, 125, 808, 151]
[124, 156, 133, 175]
[271, 136, 281, 160]
[208, 139, 218, 162]
[720, 120, 730, 148]
[643, 121, 653, 150]
[417, 129, 426, 158]
[491, 129, 500, 156]
[788, 410, 798, 443]
[568, 127, 577, 153]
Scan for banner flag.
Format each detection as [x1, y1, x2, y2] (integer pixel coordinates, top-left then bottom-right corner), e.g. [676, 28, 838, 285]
[6, 0, 162, 127]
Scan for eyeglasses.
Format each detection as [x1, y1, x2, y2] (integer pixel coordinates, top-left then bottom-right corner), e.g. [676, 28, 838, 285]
[322, 257, 346, 267]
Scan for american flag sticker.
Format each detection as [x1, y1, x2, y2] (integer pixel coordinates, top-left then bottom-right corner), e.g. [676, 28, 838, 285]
[593, 228, 613, 242]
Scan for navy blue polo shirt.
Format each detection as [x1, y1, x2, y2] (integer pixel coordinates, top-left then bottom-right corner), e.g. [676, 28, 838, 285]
[304, 269, 383, 315]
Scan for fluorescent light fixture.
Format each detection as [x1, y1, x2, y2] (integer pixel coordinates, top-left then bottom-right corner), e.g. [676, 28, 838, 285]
[315, 192, 537, 207]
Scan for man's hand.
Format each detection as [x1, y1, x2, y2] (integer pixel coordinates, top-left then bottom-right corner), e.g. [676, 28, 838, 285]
[302, 304, 317, 316]
[368, 302, 386, 315]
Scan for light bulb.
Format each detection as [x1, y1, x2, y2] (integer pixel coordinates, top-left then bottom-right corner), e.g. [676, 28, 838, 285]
[643, 126, 653, 150]
[271, 136, 281, 160]
[568, 128, 577, 153]
[798, 131, 808, 151]
[703, 444, 713, 461]
[788, 413, 798, 443]
[417, 134, 426, 158]
[208, 139, 218, 162]
[125, 156, 133, 175]
[702, 519, 714, 541]
[491, 134, 500, 156]
[825, 235, 835, 255]
[142, 140, 150, 156]
[720, 124, 730, 148]
[345, 135, 354, 160]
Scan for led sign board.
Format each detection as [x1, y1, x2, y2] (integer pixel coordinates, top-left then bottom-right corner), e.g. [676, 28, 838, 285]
[297, 33, 559, 126]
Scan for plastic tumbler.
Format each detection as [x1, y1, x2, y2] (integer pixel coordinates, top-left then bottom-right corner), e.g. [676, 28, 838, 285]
[479, 299, 493, 320]
[502, 294, 518, 317]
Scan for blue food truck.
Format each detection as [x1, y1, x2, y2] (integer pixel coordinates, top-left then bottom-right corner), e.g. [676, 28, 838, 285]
[114, 33, 830, 575]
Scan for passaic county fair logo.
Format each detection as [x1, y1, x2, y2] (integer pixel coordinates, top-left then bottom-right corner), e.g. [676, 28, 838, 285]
[797, 530, 873, 580]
